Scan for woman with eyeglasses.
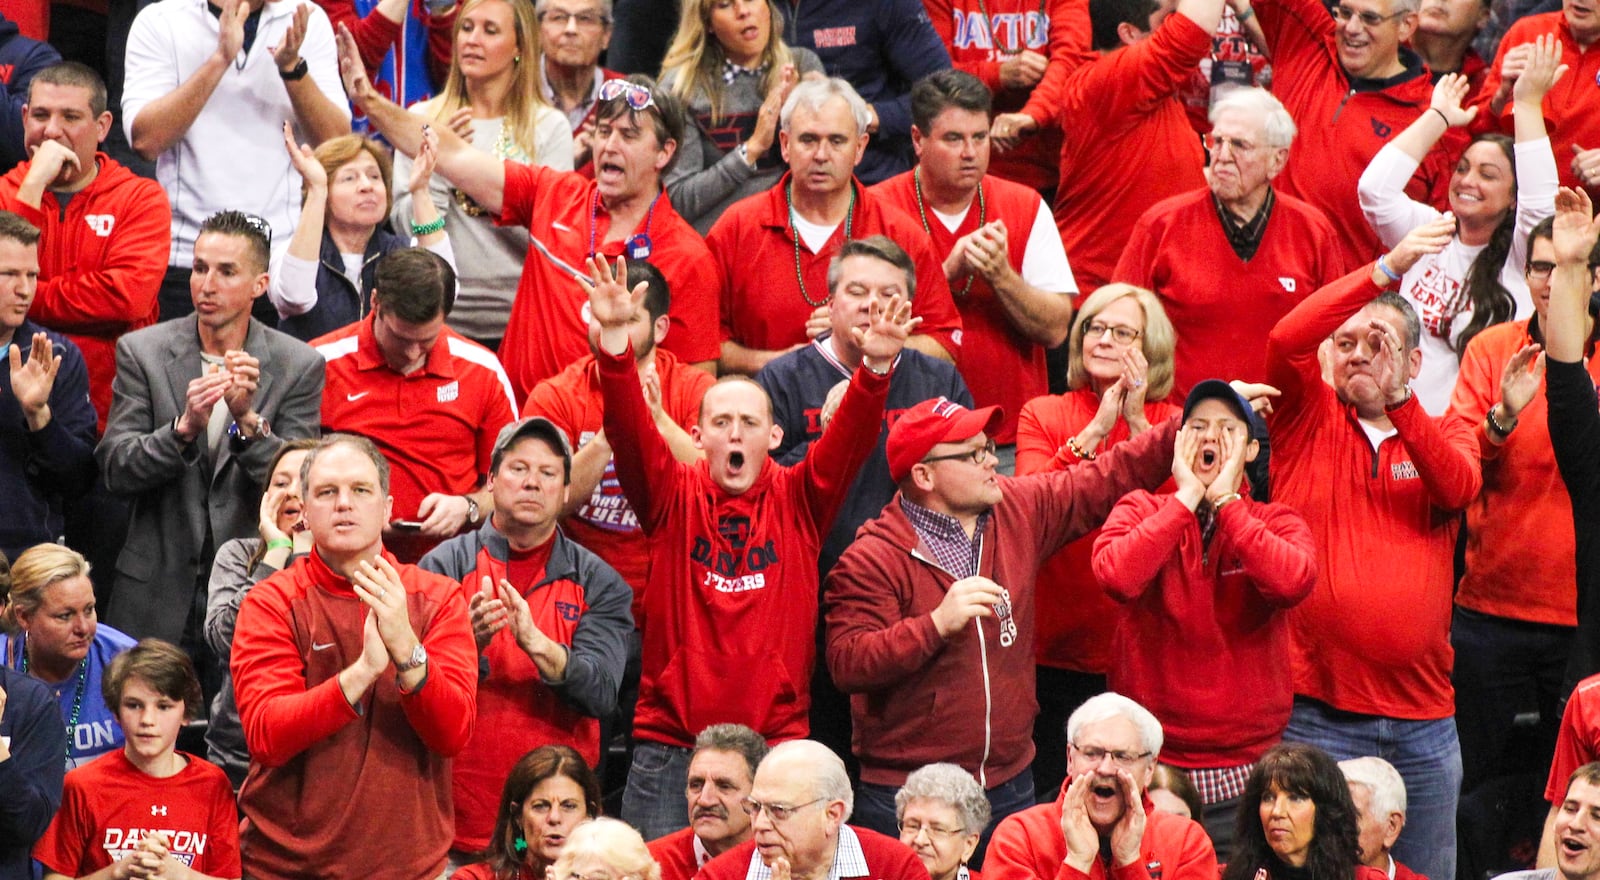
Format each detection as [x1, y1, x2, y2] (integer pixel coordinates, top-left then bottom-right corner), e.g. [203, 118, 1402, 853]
[0, 544, 136, 770]
[271, 128, 455, 342]
[1354, 33, 1562, 414]
[1013, 283, 1180, 801]
[453, 745, 601, 879]
[657, 0, 823, 233]
[1225, 743, 1383, 880]
[393, 0, 574, 351]
[547, 818, 660, 880]
[895, 763, 991, 880]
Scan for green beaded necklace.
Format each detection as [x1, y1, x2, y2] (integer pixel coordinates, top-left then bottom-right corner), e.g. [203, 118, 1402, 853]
[913, 167, 986, 298]
[788, 178, 857, 308]
[20, 637, 88, 760]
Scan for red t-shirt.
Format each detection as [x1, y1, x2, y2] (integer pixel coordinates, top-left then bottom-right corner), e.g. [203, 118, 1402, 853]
[496, 161, 720, 400]
[872, 171, 1063, 443]
[522, 348, 715, 620]
[34, 750, 240, 879]
[313, 315, 518, 561]
[707, 173, 964, 358]
[1548, 673, 1600, 803]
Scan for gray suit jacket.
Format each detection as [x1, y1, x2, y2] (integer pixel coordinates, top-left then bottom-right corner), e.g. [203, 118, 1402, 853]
[96, 316, 324, 644]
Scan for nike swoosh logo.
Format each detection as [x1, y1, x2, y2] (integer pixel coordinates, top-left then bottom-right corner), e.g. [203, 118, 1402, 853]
[553, 222, 573, 232]
[346, 392, 370, 402]
[312, 641, 335, 651]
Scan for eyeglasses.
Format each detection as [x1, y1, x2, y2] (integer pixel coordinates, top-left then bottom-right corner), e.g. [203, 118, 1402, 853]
[1202, 133, 1258, 156]
[1072, 744, 1154, 767]
[599, 78, 657, 112]
[1330, 4, 1408, 26]
[239, 212, 273, 249]
[1082, 321, 1142, 345]
[1527, 260, 1557, 279]
[539, 10, 610, 28]
[921, 438, 997, 467]
[899, 820, 969, 842]
[741, 797, 824, 822]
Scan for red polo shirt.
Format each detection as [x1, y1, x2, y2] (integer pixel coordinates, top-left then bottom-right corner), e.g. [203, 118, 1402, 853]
[496, 160, 720, 401]
[707, 172, 964, 358]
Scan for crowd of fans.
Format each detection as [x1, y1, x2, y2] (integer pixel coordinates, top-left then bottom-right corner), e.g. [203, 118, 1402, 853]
[1, 0, 1600, 878]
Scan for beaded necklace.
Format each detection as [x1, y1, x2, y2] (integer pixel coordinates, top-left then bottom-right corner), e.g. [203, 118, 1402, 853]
[20, 638, 88, 759]
[788, 178, 857, 308]
[452, 118, 519, 217]
[975, 0, 1050, 55]
[913, 168, 986, 298]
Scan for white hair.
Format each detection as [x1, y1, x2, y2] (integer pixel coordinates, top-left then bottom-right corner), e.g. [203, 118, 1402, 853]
[780, 77, 872, 136]
[1340, 756, 1408, 819]
[895, 763, 990, 833]
[762, 740, 855, 821]
[1209, 86, 1298, 151]
[1066, 692, 1164, 758]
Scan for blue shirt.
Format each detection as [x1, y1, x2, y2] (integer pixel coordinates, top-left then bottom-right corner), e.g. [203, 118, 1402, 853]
[0, 625, 137, 770]
[0, 319, 97, 558]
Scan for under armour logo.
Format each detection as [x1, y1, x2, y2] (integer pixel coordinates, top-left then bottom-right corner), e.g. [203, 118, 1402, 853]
[151, 805, 167, 816]
[85, 214, 115, 237]
[437, 381, 459, 403]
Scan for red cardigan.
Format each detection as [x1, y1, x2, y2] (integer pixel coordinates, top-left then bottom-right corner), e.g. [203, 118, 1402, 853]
[985, 781, 1217, 880]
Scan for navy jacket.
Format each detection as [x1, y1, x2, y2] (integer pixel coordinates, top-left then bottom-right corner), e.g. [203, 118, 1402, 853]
[278, 226, 409, 342]
[0, 666, 66, 880]
[0, 14, 62, 172]
[780, 0, 952, 184]
[0, 319, 96, 557]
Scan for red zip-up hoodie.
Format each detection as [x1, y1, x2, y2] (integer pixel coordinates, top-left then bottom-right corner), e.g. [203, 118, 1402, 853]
[824, 418, 1176, 789]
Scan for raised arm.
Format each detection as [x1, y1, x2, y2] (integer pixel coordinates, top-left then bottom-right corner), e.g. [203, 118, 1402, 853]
[1545, 187, 1600, 364]
[1357, 77, 1469, 247]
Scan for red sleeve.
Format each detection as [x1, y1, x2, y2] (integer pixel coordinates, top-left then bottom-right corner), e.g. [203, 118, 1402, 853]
[1265, 263, 1387, 418]
[1139, 820, 1219, 880]
[1075, 13, 1212, 126]
[1017, 415, 1180, 557]
[202, 768, 243, 878]
[1447, 332, 1504, 460]
[426, 1, 456, 88]
[311, 0, 397, 71]
[1111, 202, 1161, 288]
[497, 160, 580, 230]
[396, 571, 478, 756]
[1091, 491, 1186, 602]
[984, 814, 1084, 880]
[706, 211, 741, 343]
[904, 231, 965, 357]
[825, 532, 949, 693]
[231, 578, 364, 768]
[475, 371, 517, 481]
[1216, 500, 1318, 607]
[1548, 682, 1600, 802]
[660, 244, 723, 365]
[795, 365, 892, 528]
[32, 771, 91, 875]
[1015, 397, 1068, 474]
[20, 179, 170, 333]
[598, 342, 679, 531]
[1385, 394, 1483, 510]
[1020, 0, 1095, 123]
[1253, 0, 1337, 71]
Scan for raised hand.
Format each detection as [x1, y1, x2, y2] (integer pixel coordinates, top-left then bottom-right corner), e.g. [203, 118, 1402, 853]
[336, 23, 378, 106]
[271, 2, 311, 73]
[282, 121, 326, 189]
[8, 333, 60, 429]
[1514, 34, 1568, 103]
[586, 255, 647, 340]
[259, 485, 291, 545]
[747, 64, 797, 161]
[1430, 73, 1478, 127]
[1171, 424, 1205, 507]
[1108, 768, 1148, 866]
[1230, 380, 1281, 416]
[410, 125, 441, 192]
[351, 556, 419, 664]
[1499, 342, 1546, 418]
[1118, 346, 1150, 426]
[216, 0, 248, 63]
[1060, 773, 1100, 871]
[1552, 187, 1600, 264]
[1206, 425, 1249, 502]
[1366, 318, 1411, 406]
[851, 291, 920, 369]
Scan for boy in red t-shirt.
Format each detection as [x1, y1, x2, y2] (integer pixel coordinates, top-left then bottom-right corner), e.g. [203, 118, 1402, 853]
[34, 639, 241, 880]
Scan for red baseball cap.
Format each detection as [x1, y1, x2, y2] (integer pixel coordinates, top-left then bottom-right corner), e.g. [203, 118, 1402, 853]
[886, 397, 1004, 484]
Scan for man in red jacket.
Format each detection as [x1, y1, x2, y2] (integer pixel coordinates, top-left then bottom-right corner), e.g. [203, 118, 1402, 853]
[825, 394, 1179, 850]
[1341, 756, 1427, 880]
[231, 433, 478, 880]
[697, 740, 928, 880]
[985, 693, 1218, 880]
[0, 62, 169, 434]
[648, 723, 768, 880]
[587, 252, 917, 841]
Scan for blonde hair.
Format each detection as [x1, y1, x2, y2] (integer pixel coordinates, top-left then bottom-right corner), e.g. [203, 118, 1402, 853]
[1065, 283, 1177, 400]
[430, 0, 551, 161]
[550, 818, 661, 880]
[659, 0, 796, 125]
[303, 135, 396, 216]
[4, 544, 90, 630]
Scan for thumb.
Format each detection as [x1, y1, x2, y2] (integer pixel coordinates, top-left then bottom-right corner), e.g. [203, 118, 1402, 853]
[480, 575, 495, 597]
[1575, 144, 1588, 155]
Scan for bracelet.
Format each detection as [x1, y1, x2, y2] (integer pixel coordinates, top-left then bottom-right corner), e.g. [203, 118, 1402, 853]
[1429, 107, 1450, 127]
[1235, 5, 1255, 21]
[411, 216, 446, 237]
[265, 538, 294, 552]
[1065, 436, 1097, 461]
[1376, 255, 1402, 282]
[864, 359, 890, 376]
[1486, 404, 1517, 437]
[1211, 492, 1243, 512]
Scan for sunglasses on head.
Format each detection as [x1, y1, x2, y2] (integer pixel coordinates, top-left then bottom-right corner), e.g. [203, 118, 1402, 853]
[599, 79, 657, 112]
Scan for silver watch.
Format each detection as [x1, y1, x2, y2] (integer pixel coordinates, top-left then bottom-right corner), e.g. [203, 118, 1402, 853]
[396, 643, 428, 672]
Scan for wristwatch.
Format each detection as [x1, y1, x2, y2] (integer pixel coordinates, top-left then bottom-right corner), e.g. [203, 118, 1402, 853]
[463, 495, 481, 525]
[396, 643, 428, 672]
[280, 58, 309, 81]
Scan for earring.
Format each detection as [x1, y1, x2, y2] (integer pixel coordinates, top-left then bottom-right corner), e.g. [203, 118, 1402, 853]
[514, 54, 522, 63]
[513, 834, 528, 853]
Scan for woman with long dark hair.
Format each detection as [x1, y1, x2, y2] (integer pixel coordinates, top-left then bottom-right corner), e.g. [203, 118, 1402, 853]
[1226, 743, 1384, 880]
[453, 745, 602, 878]
[1355, 34, 1562, 414]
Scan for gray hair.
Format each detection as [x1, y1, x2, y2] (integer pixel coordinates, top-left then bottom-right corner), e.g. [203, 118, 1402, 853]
[1340, 756, 1407, 820]
[1066, 692, 1164, 759]
[694, 723, 769, 780]
[781, 77, 872, 135]
[534, 0, 614, 19]
[1209, 87, 1297, 151]
[763, 740, 854, 821]
[894, 763, 991, 833]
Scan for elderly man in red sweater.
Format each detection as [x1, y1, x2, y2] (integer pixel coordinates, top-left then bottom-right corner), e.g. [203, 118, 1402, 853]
[985, 693, 1218, 880]
[589, 251, 917, 841]
[1264, 215, 1479, 880]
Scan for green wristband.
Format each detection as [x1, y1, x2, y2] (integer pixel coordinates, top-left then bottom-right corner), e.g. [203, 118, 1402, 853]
[265, 538, 294, 552]
[411, 216, 446, 237]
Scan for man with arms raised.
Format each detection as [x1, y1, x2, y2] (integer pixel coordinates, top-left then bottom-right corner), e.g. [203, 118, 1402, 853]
[649, 723, 769, 880]
[588, 251, 915, 839]
[231, 434, 477, 880]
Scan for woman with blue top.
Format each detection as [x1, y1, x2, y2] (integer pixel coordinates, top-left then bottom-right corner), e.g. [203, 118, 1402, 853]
[0, 544, 134, 770]
[658, 0, 824, 233]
